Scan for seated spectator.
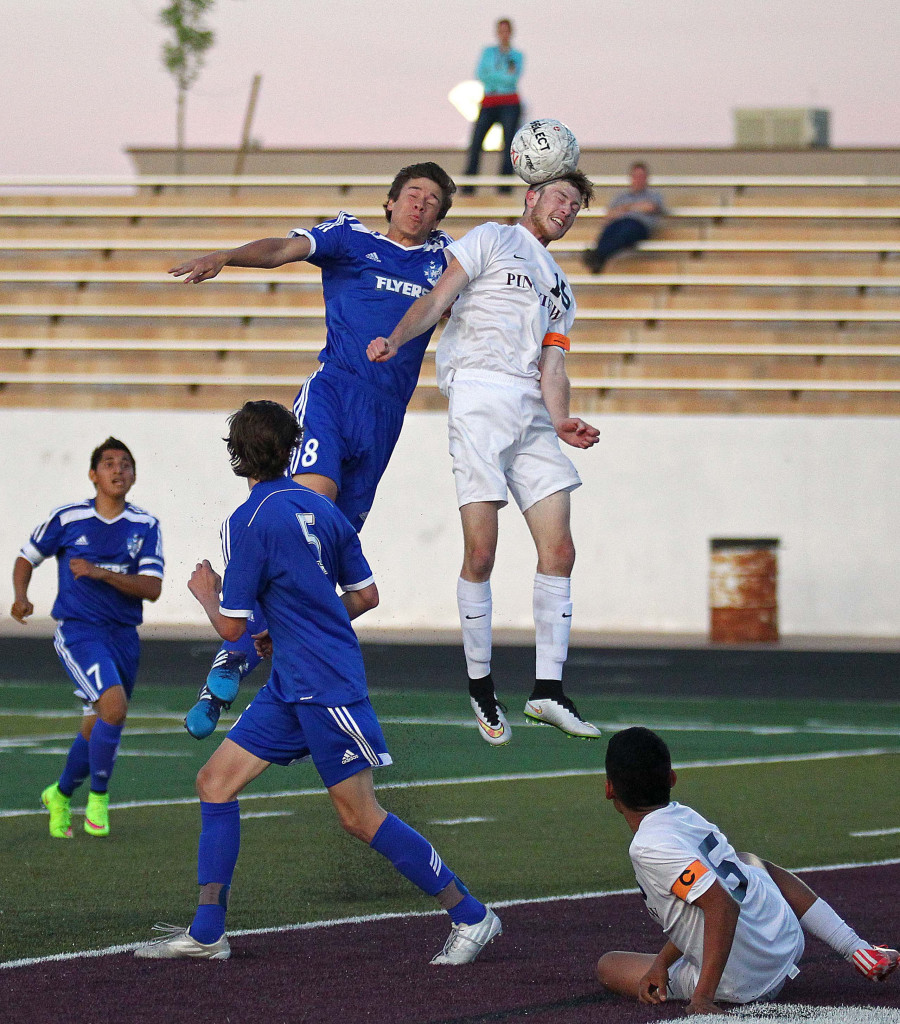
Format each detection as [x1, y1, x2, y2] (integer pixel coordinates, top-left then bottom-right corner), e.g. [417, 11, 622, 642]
[582, 162, 666, 273]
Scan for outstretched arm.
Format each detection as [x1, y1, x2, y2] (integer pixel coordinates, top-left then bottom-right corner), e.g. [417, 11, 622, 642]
[367, 256, 469, 362]
[169, 235, 312, 284]
[11, 556, 35, 623]
[538, 346, 599, 449]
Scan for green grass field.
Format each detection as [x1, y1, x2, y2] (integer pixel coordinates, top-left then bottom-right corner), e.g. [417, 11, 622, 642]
[1, 680, 898, 965]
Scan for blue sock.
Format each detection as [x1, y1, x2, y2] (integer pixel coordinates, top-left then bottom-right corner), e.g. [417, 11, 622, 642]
[369, 813, 455, 897]
[190, 902, 228, 945]
[220, 626, 262, 677]
[191, 801, 240, 942]
[88, 720, 123, 793]
[448, 891, 488, 926]
[58, 733, 90, 797]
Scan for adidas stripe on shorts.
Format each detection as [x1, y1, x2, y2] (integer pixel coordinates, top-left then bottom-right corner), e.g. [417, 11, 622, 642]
[227, 683, 392, 788]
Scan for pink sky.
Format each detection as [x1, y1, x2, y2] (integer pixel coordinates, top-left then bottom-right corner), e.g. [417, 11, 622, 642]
[3, 0, 898, 175]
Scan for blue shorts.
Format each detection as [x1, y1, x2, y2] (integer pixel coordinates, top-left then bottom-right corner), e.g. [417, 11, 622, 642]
[227, 684, 393, 789]
[290, 363, 406, 532]
[53, 620, 140, 705]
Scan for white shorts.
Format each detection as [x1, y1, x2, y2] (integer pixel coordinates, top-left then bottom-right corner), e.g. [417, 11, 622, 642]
[447, 372, 581, 512]
[667, 958, 792, 1005]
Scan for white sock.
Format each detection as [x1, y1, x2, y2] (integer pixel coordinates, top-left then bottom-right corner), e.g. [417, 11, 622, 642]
[457, 577, 492, 679]
[799, 898, 868, 960]
[533, 573, 572, 680]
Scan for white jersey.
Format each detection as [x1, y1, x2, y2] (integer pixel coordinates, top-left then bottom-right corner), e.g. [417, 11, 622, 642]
[435, 222, 576, 394]
[630, 802, 804, 1004]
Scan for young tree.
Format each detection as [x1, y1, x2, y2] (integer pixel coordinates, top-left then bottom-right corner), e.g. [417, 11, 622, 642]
[160, 0, 215, 173]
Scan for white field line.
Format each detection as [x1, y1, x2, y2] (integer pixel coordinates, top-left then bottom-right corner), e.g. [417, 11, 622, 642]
[429, 816, 496, 826]
[25, 747, 189, 757]
[850, 826, 900, 837]
[1, 746, 898, 819]
[2, 711, 899, 749]
[2, 857, 897, 972]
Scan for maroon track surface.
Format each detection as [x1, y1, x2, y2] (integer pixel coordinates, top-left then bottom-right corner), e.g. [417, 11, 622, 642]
[3, 865, 898, 1024]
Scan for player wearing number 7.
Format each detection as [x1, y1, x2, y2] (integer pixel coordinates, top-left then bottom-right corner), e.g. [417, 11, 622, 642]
[368, 172, 601, 746]
[134, 402, 501, 964]
[598, 727, 899, 1015]
[11, 438, 164, 839]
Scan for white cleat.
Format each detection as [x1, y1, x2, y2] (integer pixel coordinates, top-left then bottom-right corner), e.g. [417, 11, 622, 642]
[524, 696, 601, 739]
[470, 694, 511, 746]
[134, 923, 231, 960]
[431, 908, 502, 965]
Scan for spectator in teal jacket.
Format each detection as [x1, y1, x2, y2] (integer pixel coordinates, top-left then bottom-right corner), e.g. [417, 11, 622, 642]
[463, 18, 524, 192]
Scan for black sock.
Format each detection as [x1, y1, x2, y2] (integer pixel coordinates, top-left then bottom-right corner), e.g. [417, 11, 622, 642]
[530, 678, 564, 701]
[468, 673, 496, 701]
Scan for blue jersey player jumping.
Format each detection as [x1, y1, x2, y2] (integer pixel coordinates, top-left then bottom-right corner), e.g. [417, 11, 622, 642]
[168, 163, 456, 738]
[134, 401, 501, 964]
[12, 438, 164, 838]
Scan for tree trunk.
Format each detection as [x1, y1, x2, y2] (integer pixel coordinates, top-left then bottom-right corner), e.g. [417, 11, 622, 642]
[175, 88, 186, 175]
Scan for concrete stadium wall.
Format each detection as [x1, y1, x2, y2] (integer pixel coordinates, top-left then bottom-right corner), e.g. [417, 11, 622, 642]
[2, 409, 897, 638]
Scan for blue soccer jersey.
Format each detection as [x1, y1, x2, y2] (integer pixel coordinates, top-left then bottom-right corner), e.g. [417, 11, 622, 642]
[21, 500, 164, 626]
[289, 213, 452, 405]
[218, 479, 374, 706]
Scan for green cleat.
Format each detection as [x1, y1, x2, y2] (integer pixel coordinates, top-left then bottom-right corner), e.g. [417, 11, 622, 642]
[41, 782, 73, 839]
[84, 791, 110, 837]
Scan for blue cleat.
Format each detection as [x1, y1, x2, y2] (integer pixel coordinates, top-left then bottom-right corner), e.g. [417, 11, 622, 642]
[184, 684, 230, 740]
[205, 650, 246, 704]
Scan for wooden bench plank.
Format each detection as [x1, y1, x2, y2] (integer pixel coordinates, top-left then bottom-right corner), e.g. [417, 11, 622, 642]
[1, 204, 898, 220]
[0, 305, 896, 323]
[0, 370, 896, 393]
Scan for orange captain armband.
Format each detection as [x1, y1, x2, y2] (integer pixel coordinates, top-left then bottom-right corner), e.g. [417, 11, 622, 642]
[542, 332, 570, 352]
[671, 860, 709, 900]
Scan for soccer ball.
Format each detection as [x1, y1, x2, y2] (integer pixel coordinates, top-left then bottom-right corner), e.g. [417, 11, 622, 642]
[509, 119, 580, 185]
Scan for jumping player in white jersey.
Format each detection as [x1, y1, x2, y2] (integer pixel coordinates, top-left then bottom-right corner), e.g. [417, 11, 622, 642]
[134, 402, 500, 965]
[598, 727, 899, 1014]
[168, 164, 456, 738]
[12, 438, 164, 838]
[368, 171, 601, 746]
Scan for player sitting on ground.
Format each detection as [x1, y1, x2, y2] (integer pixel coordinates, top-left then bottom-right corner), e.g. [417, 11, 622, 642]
[597, 727, 898, 1015]
[12, 438, 164, 839]
[169, 163, 457, 741]
[134, 401, 501, 965]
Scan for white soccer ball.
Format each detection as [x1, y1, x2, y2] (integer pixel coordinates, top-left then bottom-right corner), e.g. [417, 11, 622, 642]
[509, 119, 580, 185]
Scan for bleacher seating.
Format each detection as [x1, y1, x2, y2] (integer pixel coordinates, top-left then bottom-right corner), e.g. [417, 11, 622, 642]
[0, 172, 898, 414]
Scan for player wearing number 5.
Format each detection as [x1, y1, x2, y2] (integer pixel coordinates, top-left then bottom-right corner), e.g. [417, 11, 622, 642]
[598, 727, 898, 1014]
[368, 172, 601, 746]
[135, 402, 501, 963]
[169, 163, 457, 737]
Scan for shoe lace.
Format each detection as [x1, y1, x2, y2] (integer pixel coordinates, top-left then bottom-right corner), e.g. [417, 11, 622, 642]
[438, 922, 464, 956]
[554, 694, 583, 719]
[473, 693, 507, 727]
[147, 923, 188, 943]
[195, 684, 231, 712]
